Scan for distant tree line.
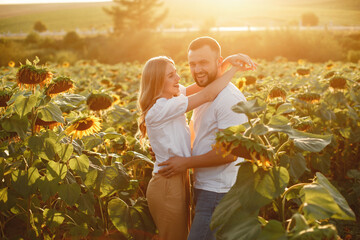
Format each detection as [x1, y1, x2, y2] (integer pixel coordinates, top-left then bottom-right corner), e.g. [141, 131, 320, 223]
[1, 29, 360, 66]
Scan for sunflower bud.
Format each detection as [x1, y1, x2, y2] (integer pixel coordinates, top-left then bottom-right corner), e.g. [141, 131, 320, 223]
[87, 93, 113, 111]
[297, 93, 321, 104]
[16, 65, 52, 89]
[267, 87, 287, 102]
[296, 68, 311, 76]
[329, 76, 347, 90]
[45, 77, 74, 96]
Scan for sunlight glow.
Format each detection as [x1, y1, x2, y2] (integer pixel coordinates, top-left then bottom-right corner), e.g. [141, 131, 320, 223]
[0, 0, 111, 4]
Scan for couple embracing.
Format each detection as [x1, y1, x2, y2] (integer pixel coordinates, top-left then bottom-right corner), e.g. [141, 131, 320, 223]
[137, 36, 256, 240]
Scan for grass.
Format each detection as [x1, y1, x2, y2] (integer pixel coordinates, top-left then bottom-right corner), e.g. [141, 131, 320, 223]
[0, 0, 359, 33]
[0, 3, 114, 33]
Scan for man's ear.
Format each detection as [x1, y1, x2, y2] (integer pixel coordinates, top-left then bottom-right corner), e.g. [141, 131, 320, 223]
[217, 56, 223, 67]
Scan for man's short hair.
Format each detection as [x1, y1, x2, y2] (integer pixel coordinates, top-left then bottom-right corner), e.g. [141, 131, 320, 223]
[188, 36, 221, 56]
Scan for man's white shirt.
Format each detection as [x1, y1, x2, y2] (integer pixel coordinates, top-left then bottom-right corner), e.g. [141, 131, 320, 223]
[192, 83, 247, 193]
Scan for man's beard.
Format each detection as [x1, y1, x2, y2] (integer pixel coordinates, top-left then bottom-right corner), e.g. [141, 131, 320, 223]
[194, 70, 218, 87]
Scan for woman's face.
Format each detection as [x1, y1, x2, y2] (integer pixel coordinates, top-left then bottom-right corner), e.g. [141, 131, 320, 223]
[161, 62, 181, 99]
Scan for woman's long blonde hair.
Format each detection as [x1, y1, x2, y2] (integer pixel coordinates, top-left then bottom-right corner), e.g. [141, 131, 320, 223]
[137, 56, 174, 143]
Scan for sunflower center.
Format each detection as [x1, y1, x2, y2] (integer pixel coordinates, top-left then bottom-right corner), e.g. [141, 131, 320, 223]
[76, 120, 94, 131]
[35, 118, 57, 126]
[87, 96, 113, 111]
[0, 95, 11, 107]
[48, 81, 73, 95]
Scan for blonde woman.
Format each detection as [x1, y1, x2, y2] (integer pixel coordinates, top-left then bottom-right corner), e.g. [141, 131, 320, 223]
[138, 55, 255, 240]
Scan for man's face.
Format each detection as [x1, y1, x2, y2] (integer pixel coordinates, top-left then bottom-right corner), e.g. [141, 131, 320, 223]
[188, 45, 221, 87]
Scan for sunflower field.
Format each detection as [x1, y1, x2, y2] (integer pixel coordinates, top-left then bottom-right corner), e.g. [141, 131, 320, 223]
[0, 57, 359, 239]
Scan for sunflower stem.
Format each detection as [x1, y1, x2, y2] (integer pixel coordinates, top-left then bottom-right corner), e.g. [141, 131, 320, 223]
[31, 107, 36, 136]
[98, 198, 108, 234]
[275, 139, 291, 161]
[280, 183, 309, 225]
[281, 194, 286, 226]
[102, 138, 111, 165]
[26, 195, 32, 237]
[29, 107, 38, 167]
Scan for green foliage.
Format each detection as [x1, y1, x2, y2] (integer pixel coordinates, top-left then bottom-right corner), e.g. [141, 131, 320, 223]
[1, 30, 358, 65]
[211, 163, 289, 239]
[25, 31, 41, 44]
[232, 98, 267, 115]
[347, 50, 360, 63]
[53, 50, 79, 64]
[63, 31, 83, 49]
[0, 57, 358, 239]
[0, 58, 156, 239]
[211, 61, 359, 239]
[301, 173, 355, 222]
[108, 198, 156, 239]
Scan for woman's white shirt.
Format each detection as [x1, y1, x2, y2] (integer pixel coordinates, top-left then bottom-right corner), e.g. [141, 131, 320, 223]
[145, 86, 191, 174]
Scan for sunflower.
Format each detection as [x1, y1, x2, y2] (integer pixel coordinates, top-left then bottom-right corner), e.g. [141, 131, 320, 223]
[113, 84, 122, 91]
[294, 121, 314, 132]
[0, 89, 12, 108]
[8, 61, 15, 68]
[112, 94, 121, 106]
[110, 68, 119, 74]
[349, 65, 357, 71]
[34, 118, 62, 132]
[16, 65, 52, 89]
[326, 62, 334, 70]
[80, 60, 89, 66]
[62, 61, 70, 68]
[45, 77, 74, 96]
[243, 75, 257, 85]
[297, 93, 321, 104]
[296, 68, 310, 76]
[249, 152, 272, 171]
[267, 87, 287, 102]
[237, 78, 245, 91]
[297, 59, 306, 65]
[0, 130, 19, 144]
[257, 73, 265, 80]
[290, 85, 301, 93]
[329, 76, 347, 90]
[324, 71, 336, 79]
[90, 72, 97, 77]
[100, 78, 112, 87]
[87, 93, 113, 111]
[65, 116, 101, 139]
[255, 84, 264, 92]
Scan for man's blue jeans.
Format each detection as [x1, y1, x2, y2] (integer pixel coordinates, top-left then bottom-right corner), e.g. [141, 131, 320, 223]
[188, 188, 226, 240]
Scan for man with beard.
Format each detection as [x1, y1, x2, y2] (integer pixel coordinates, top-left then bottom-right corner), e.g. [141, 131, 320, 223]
[158, 36, 253, 240]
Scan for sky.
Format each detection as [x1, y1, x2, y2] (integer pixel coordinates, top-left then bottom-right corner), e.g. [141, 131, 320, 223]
[0, 0, 111, 4]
